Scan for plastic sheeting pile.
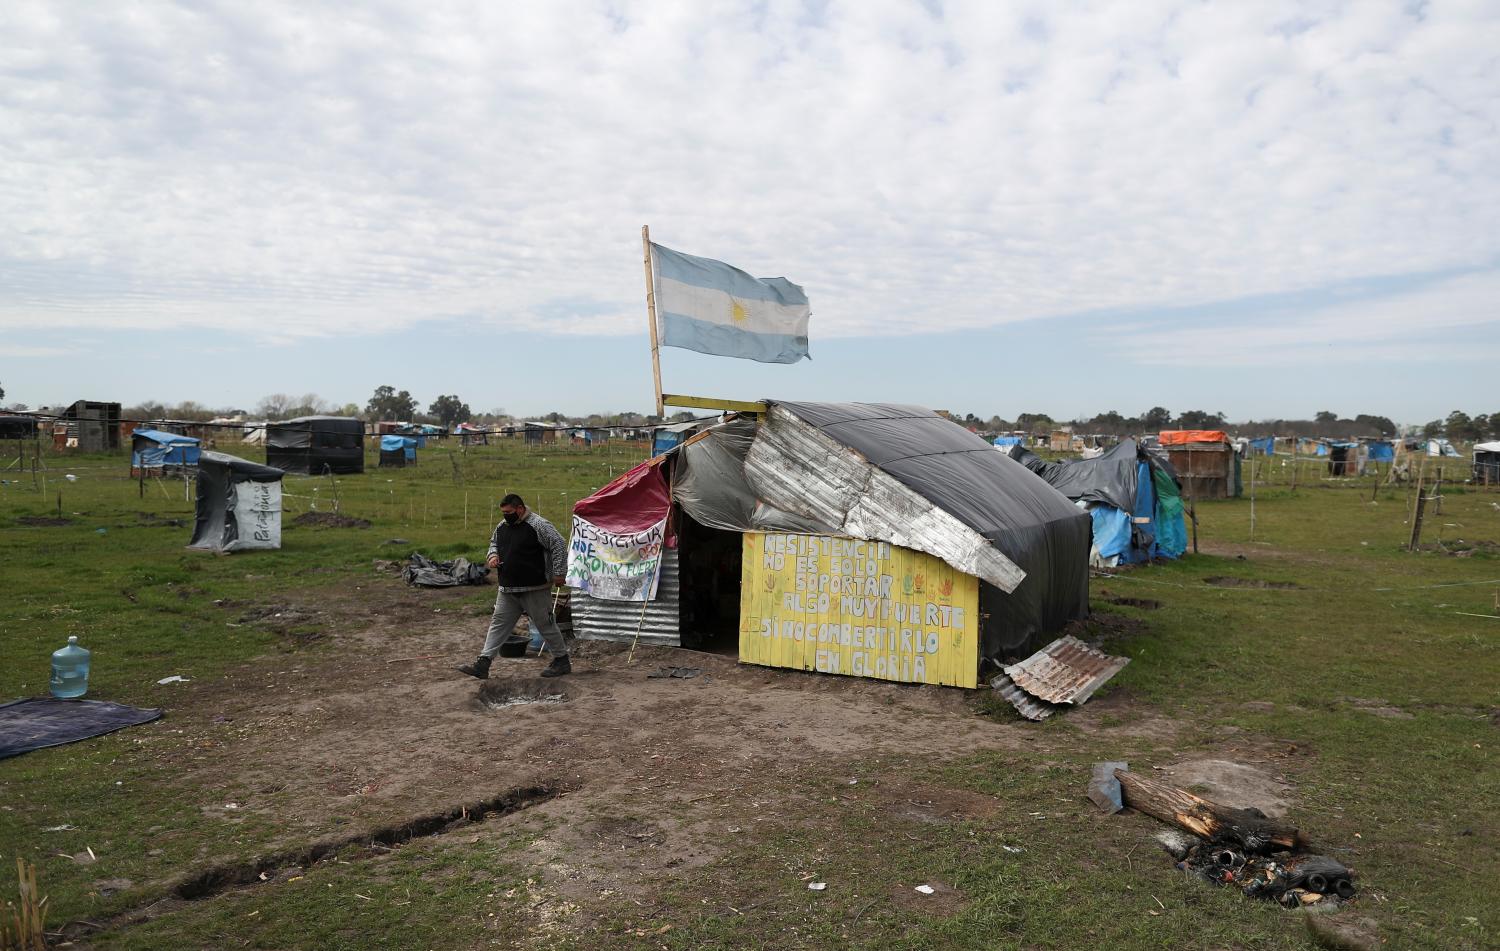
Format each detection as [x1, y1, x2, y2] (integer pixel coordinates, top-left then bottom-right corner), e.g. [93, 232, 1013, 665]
[402, 553, 490, 588]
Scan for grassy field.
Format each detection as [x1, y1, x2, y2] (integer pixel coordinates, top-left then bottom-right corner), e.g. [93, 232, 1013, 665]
[1, 438, 1496, 950]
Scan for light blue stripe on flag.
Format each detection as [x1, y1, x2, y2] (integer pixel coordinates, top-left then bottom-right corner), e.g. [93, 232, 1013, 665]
[651, 242, 811, 364]
[652, 245, 809, 306]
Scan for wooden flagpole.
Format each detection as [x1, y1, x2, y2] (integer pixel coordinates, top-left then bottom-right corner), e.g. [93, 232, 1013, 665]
[642, 225, 664, 417]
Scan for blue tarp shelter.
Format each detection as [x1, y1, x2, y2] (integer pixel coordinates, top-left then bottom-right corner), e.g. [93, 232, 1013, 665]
[1006, 439, 1186, 566]
[131, 429, 200, 471]
[993, 435, 1024, 449]
[1247, 437, 1275, 456]
[380, 435, 417, 466]
[1366, 440, 1394, 462]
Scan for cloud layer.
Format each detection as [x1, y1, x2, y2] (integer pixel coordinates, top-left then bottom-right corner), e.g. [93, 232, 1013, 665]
[2, 0, 1497, 348]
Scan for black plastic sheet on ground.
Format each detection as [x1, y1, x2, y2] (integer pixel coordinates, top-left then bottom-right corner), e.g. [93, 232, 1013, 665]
[0, 698, 163, 760]
[402, 553, 491, 587]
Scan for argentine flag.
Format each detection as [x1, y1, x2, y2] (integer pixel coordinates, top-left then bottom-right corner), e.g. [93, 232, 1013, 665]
[652, 243, 810, 364]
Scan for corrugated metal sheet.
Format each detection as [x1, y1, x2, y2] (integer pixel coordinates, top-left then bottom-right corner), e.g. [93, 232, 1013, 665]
[743, 406, 1026, 593]
[1002, 635, 1129, 705]
[989, 673, 1058, 721]
[572, 549, 681, 647]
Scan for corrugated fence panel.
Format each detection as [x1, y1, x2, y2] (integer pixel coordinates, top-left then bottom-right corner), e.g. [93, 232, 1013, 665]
[573, 549, 681, 646]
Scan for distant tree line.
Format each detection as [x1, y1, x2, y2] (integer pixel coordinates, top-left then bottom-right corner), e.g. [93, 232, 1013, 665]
[101, 392, 1493, 444]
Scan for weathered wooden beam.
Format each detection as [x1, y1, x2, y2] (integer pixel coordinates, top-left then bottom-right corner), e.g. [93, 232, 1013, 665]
[1114, 768, 1302, 854]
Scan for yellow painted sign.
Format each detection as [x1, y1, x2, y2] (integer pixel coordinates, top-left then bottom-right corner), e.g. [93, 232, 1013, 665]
[738, 532, 980, 688]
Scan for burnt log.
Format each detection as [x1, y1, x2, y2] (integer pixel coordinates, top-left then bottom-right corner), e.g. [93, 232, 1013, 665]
[1115, 768, 1303, 854]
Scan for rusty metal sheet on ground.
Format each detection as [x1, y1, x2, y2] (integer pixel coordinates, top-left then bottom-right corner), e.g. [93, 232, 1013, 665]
[1002, 635, 1129, 706]
[989, 673, 1058, 721]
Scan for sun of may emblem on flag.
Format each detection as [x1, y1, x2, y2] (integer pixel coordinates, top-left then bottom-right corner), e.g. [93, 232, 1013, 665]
[730, 299, 750, 324]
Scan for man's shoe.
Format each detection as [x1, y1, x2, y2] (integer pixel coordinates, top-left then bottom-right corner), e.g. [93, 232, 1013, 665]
[457, 656, 492, 679]
[539, 656, 571, 678]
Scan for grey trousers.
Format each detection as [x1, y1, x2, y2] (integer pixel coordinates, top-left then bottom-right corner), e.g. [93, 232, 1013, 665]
[481, 587, 567, 659]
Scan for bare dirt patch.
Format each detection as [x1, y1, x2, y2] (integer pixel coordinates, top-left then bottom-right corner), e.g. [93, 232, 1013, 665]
[1203, 576, 1301, 589]
[92, 574, 1196, 941]
[889, 879, 968, 917]
[290, 511, 372, 529]
[16, 515, 72, 526]
[1098, 594, 1163, 610]
[876, 782, 1000, 825]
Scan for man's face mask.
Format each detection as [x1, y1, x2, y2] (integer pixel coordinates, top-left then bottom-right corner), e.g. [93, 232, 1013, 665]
[502, 509, 520, 524]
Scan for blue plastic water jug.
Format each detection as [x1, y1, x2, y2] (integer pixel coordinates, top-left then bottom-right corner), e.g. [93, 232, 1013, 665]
[50, 636, 90, 699]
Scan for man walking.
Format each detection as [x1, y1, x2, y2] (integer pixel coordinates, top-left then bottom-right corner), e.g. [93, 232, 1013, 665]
[458, 493, 572, 679]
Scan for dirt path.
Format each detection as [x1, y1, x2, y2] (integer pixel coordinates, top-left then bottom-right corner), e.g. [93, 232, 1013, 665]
[84, 574, 1202, 943]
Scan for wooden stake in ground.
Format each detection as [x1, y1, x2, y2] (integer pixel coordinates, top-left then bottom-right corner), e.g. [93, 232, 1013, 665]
[1408, 467, 1429, 552]
[1249, 452, 1257, 541]
[1114, 769, 1302, 854]
[1290, 435, 1299, 492]
[642, 225, 664, 417]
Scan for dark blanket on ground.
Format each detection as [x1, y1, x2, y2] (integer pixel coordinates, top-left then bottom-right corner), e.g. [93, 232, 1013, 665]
[0, 697, 163, 760]
[403, 553, 491, 588]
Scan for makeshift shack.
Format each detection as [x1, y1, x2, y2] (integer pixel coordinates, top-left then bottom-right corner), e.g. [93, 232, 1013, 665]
[187, 452, 284, 553]
[130, 429, 201, 475]
[1325, 441, 1364, 476]
[1006, 439, 1187, 567]
[455, 423, 489, 446]
[265, 416, 365, 474]
[521, 422, 558, 445]
[1159, 430, 1241, 499]
[0, 415, 39, 440]
[569, 402, 1091, 688]
[992, 434, 1025, 449]
[1365, 439, 1394, 465]
[379, 435, 418, 467]
[651, 419, 709, 457]
[1427, 438, 1462, 458]
[60, 400, 122, 451]
[1474, 441, 1500, 484]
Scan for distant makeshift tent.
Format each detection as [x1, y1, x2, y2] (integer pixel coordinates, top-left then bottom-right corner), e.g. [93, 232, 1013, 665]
[188, 452, 284, 553]
[0, 415, 39, 440]
[455, 423, 489, 446]
[1474, 441, 1500, 484]
[1427, 438, 1462, 458]
[265, 416, 365, 474]
[1326, 441, 1364, 476]
[1247, 436, 1275, 456]
[1006, 439, 1187, 566]
[379, 435, 418, 467]
[992, 435, 1024, 449]
[130, 429, 201, 475]
[1365, 439, 1394, 463]
[1159, 431, 1241, 499]
[652, 419, 708, 457]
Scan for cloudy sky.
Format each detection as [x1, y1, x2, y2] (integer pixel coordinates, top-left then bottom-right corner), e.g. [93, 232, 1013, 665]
[2, 0, 1496, 422]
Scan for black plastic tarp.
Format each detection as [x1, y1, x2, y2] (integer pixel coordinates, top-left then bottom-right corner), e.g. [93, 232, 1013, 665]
[189, 451, 285, 552]
[265, 416, 365, 474]
[402, 553, 490, 587]
[0, 698, 163, 760]
[0, 415, 39, 439]
[774, 402, 1091, 660]
[1010, 439, 1141, 512]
